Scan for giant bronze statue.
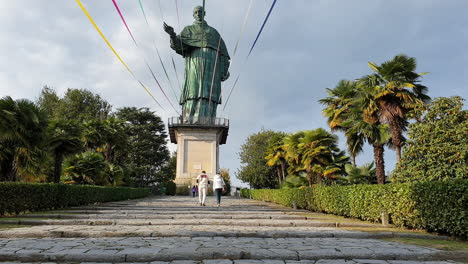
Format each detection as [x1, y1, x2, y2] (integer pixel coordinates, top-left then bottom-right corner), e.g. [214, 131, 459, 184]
[164, 6, 230, 124]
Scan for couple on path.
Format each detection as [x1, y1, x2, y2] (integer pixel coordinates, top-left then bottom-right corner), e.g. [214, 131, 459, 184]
[196, 170, 226, 207]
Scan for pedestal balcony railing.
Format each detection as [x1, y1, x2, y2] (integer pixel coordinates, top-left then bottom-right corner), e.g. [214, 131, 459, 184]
[168, 116, 229, 127]
[167, 116, 230, 144]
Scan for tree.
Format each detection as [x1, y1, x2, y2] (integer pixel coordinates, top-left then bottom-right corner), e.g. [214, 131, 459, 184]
[319, 80, 363, 165]
[97, 117, 127, 163]
[343, 85, 392, 185]
[64, 151, 107, 185]
[157, 152, 177, 185]
[265, 132, 287, 184]
[36, 87, 112, 122]
[115, 107, 169, 187]
[364, 54, 430, 162]
[393, 97, 467, 182]
[46, 119, 83, 183]
[219, 168, 231, 195]
[280, 174, 308, 188]
[0, 97, 47, 181]
[343, 162, 376, 185]
[283, 131, 305, 176]
[37, 86, 60, 119]
[236, 130, 281, 189]
[297, 129, 346, 186]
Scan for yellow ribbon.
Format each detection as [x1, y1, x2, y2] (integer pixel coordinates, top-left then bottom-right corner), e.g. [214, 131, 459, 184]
[75, 0, 164, 110]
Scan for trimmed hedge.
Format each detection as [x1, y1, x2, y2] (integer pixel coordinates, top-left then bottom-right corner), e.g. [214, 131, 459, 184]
[241, 180, 468, 238]
[0, 182, 150, 215]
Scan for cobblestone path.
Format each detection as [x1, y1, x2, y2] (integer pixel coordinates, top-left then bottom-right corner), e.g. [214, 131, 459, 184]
[0, 196, 465, 263]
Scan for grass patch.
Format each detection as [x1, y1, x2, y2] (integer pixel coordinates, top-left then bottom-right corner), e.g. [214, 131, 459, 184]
[295, 212, 377, 224]
[0, 224, 31, 230]
[383, 238, 468, 251]
[341, 226, 433, 235]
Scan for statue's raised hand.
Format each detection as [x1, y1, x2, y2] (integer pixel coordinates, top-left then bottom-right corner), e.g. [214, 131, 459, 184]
[163, 22, 176, 37]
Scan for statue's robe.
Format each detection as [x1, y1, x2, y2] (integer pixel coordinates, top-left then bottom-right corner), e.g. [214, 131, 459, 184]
[170, 20, 230, 123]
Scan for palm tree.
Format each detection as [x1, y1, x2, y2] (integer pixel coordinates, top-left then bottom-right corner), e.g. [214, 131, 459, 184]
[365, 54, 430, 162]
[265, 133, 287, 183]
[344, 162, 376, 185]
[343, 86, 392, 185]
[319, 80, 364, 165]
[0, 97, 47, 181]
[46, 119, 83, 183]
[282, 131, 304, 176]
[99, 117, 127, 163]
[297, 129, 341, 186]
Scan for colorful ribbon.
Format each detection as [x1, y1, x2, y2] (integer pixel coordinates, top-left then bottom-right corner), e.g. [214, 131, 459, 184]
[248, 0, 278, 56]
[75, 0, 165, 111]
[224, 0, 279, 111]
[137, 0, 181, 105]
[233, 0, 253, 57]
[110, 0, 180, 114]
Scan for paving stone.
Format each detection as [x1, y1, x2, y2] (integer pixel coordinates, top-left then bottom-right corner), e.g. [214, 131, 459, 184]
[203, 259, 234, 264]
[353, 260, 389, 264]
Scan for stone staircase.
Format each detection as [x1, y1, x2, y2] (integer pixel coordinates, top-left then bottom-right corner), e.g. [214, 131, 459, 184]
[0, 196, 465, 263]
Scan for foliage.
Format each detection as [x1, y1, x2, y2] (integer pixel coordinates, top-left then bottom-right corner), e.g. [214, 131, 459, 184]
[319, 80, 363, 165]
[242, 179, 468, 238]
[265, 132, 288, 184]
[165, 181, 177, 196]
[64, 151, 107, 185]
[176, 185, 190, 196]
[343, 163, 376, 185]
[46, 119, 83, 183]
[236, 130, 281, 189]
[158, 152, 177, 184]
[362, 54, 430, 162]
[0, 182, 150, 215]
[284, 129, 349, 186]
[37, 87, 112, 122]
[220, 168, 231, 195]
[115, 107, 170, 187]
[393, 97, 468, 182]
[0, 96, 48, 182]
[280, 174, 308, 188]
[104, 163, 124, 186]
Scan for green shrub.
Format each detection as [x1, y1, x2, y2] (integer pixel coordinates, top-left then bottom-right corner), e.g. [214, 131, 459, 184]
[165, 181, 176, 196]
[392, 97, 468, 183]
[176, 185, 190, 196]
[241, 180, 468, 238]
[0, 182, 150, 215]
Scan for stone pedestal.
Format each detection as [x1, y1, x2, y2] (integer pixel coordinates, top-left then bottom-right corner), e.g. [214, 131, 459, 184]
[168, 118, 229, 187]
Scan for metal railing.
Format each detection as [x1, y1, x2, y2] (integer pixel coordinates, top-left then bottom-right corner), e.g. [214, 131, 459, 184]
[168, 116, 229, 127]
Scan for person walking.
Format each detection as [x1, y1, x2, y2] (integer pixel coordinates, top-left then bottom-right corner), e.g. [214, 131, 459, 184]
[196, 171, 209, 206]
[191, 185, 198, 197]
[212, 172, 226, 207]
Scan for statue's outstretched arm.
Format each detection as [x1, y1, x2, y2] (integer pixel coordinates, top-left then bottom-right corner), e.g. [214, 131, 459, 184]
[164, 22, 185, 56]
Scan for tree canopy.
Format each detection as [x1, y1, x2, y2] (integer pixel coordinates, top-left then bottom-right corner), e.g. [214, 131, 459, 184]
[393, 97, 467, 182]
[236, 130, 281, 189]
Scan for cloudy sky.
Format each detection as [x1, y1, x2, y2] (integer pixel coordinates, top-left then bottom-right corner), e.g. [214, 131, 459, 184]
[2, 0, 467, 187]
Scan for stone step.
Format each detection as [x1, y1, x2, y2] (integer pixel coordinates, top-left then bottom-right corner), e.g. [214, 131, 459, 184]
[12, 213, 308, 220]
[51, 210, 296, 214]
[0, 225, 443, 240]
[63, 207, 291, 212]
[0, 237, 465, 263]
[0, 261, 461, 264]
[0, 219, 379, 228]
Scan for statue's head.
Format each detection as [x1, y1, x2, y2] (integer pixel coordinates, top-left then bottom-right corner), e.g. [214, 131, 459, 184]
[193, 6, 205, 22]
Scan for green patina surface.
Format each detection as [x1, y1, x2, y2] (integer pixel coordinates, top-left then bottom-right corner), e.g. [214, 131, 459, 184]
[164, 6, 230, 122]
